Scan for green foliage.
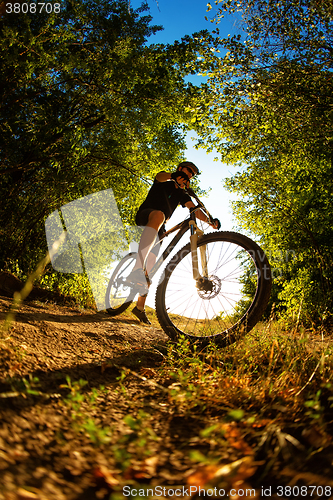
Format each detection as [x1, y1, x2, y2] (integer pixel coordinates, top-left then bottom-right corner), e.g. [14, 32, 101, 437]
[196, 0, 333, 324]
[39, 269, 96, 308]
[225, 154, 333, 324]
[6, 374, 42, 397]
[0, 0, 209, 274]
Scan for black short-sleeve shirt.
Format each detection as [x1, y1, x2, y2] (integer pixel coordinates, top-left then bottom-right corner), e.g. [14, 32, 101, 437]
[137, 172, 192, 220]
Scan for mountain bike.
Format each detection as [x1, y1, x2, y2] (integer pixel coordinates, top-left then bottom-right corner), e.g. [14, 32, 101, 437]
[105, 187, 272, 347]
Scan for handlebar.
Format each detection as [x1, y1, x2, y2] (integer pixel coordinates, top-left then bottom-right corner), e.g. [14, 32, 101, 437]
[172, 178, 217, 227]
[185, 186, 215, 226]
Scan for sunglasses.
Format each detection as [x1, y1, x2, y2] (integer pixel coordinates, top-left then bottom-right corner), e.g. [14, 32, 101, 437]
[183, 166, 195, 178]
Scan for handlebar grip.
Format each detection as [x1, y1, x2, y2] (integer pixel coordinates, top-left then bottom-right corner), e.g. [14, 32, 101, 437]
[171, 171, 190, 183]
[211, 218, 221, 230]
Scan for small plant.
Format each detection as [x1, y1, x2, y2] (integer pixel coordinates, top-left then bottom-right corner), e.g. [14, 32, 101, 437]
[39, 271, 96, 308]
[116, 369, 128, 395]
[60, 376, 111, 445]
[111, 410, 159, 471]
[7, 374, 42, 397]
[81, 418, 111, 445]
[304, 390, 324, 423]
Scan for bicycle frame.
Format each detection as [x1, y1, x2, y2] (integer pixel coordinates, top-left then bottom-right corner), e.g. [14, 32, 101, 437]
[145, 194, 211, 284]
[147, 217, 190, 281]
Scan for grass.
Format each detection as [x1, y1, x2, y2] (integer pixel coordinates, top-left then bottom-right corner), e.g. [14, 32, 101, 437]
[155, 321, 333, 462]
[66, 307, 333, 443]
[1, 299, 333, 497]
[2, 259, 332, 496]
[169, 322, 333, 414]
[166, 312, 241, 336]
[109, 311, 333, 482]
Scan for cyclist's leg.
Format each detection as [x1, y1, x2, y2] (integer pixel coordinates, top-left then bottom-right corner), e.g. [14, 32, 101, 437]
[133, 218, 164, 321]
[136, 252, 157, 309]
[133, 210, 165, 272]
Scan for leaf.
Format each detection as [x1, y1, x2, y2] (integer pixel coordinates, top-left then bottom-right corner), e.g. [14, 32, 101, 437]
[226, 409, 244, 421]
[93, 465, 119, 488]
[186, 464, 220, 488]
[187, 457, 258, 493]
[221, 423, 253, 455]
[200, 424, 219, 437]
[16, 488, 41, 499]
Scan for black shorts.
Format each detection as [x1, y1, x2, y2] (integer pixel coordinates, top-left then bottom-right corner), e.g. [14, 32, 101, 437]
[135, 208, 165, 257]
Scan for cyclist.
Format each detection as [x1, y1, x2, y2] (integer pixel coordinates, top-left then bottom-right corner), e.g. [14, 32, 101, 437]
[127, 161, 220, 325]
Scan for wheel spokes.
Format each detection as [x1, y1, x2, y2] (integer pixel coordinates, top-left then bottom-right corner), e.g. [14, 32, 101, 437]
[163, 240, 259, 337]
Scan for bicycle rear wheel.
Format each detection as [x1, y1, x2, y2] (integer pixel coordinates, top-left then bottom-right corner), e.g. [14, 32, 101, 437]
[105, 252, 137, 316]
[155, 232, 272, 346]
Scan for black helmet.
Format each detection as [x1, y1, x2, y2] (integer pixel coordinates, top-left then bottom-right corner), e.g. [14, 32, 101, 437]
[177, 161, 199, 176]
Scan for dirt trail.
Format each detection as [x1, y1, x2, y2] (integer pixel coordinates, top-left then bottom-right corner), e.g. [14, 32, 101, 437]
[1, 277, 333, 500]
[0, 289, 172, 500]
[0, 295, 168, 383]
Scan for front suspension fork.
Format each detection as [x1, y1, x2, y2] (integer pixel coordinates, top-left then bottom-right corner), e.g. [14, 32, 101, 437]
[189, 220, 208, 282]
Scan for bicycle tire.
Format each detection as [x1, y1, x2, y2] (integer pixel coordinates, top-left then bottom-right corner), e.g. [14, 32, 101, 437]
[105, 252, 137, 316]
[155, 231, 272, 347]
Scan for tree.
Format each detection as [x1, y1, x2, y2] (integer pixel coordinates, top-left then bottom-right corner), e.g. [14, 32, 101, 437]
[195, 0, 333, 324]
[0, 0, 208, 273]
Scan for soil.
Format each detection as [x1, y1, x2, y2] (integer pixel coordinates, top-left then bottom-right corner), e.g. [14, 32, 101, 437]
[0, 275, 171, 500]
[1, 274, 333, 500]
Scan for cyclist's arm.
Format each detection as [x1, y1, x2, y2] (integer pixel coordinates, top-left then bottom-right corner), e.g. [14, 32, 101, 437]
[185, 201, 220, 229]
[155, 172, 172, 182]
[155, 171, 189, 189]
[185, 201, 207, 223]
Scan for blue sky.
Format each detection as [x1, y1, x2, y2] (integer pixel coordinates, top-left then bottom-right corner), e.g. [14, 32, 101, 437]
[131, 0, 240, 45]
[131, 0, 241, 231]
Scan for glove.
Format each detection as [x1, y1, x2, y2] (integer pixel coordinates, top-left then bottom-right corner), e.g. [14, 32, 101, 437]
[171, 171, 189, 183]
[211, 218, 221, 230]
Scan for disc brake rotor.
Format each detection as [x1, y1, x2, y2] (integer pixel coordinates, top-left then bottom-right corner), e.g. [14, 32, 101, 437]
[196, 275, 221, 300]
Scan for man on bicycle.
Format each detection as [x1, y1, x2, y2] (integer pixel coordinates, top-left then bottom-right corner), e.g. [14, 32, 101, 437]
[128, 161, 220, 325]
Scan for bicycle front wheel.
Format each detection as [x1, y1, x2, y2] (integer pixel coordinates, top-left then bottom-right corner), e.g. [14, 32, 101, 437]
[105, 252, 137, 316]
[155, 232, 272, 346]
